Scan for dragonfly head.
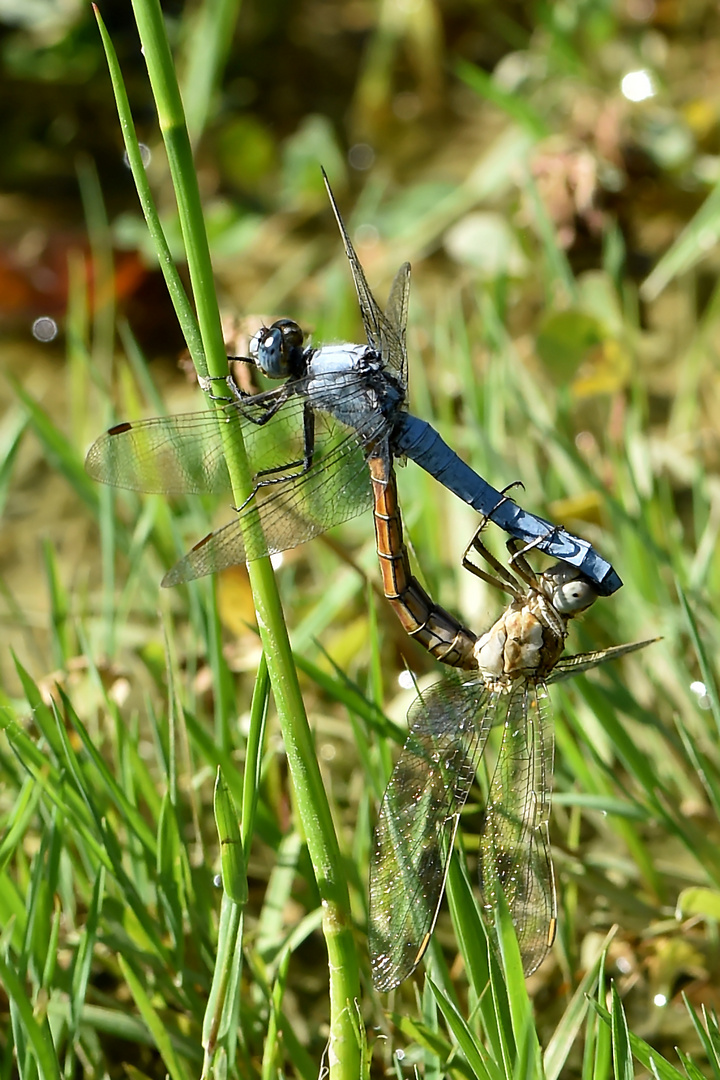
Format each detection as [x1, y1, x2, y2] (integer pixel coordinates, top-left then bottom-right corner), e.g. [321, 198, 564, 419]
[542, 563, 598, 616]
[250, 319, 305, 378]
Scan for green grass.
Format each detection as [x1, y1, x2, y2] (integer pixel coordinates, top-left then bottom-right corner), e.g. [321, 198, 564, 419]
[3, 0, 720, 1078]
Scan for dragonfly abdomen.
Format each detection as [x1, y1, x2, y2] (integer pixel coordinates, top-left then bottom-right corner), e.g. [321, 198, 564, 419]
[392, 412, 622, 596]
[368, 454, 478, 669]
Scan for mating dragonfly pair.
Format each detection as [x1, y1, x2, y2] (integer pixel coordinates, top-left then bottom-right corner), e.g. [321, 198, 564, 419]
[86, 174, 648, 991]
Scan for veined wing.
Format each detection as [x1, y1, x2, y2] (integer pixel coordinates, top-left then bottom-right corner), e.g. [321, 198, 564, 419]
[161, 411, 381, 584]
[322, 170, 408, 384]
[547, 638, 658, 683]
[479, 681, 556, 976]
[85, 387, 312, 496]
[383, 262, 410, 388]
[369, 672, 496, 991]
[85, 363, 396, 582]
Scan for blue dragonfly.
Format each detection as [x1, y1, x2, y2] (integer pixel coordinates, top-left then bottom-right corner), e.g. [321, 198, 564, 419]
[86, 173, 621, 594]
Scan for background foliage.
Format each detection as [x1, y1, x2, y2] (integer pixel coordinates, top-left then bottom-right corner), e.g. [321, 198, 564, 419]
[2, 0, 720, 1077]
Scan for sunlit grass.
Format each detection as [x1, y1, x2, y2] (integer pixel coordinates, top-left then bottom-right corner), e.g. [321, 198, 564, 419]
[5, 232, 719, 1077]
[3, 2, 720, 1079]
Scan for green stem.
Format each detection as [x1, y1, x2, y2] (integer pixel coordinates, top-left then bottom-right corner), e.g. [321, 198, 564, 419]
[92, 5, 204, 369]
[97, 2, 362, 1073]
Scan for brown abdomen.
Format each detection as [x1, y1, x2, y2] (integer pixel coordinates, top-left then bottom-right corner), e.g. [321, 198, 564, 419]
[368, 455, 478, 670]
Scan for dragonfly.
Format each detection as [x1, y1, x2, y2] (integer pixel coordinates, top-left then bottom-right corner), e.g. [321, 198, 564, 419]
[85, 172, 622, 594]
[368, 477, 653, 990]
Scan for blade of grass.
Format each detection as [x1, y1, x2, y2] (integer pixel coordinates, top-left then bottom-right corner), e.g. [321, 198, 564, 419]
[445, 854, 504, 1062]
[610, 984, 632, 1080]
[214, 770, 247, 906]
[0, 410, 27, 520]
[428, 978, 498, 1080]
[591, 996, 685, 1080]
[118, 954, 190, 1080]
[179, 0, 242, 144]
[203, 657, 269, 1065]
[10, 378, 99, 511]
[677, 581, 720, 739]
[544, 929, 616, 1080]
[202, 891, 243, 1072]
[70, 865, 106, 1035]
[0, 953, 62, 1080]
[583, 950, 610, 1080]
[641, 180, 720, 302]
[261, 950, 291, 1080]
[96, 3, 363, 1073]
[681, 996, 720, 1080]
[455, 58, 549, 139]
[92, 8, 204, 367]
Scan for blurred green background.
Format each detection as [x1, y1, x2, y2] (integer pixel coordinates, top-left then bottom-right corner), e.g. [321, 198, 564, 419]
[2, 0, 720, 1077]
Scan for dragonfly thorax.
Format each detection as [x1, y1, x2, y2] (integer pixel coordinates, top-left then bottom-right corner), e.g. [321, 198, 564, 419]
[473, 596, 568, 685]
[250, 318, 308, 379]
[472, 564, 598, 687]
[306, 342, 403, 438]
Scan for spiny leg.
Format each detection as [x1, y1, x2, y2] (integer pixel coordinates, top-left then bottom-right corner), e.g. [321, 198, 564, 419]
[506, 525, 562, 581]
[231, 402, 316, 512]
[463, 485, 525, 595]
[198, 373, 236, 403]
[504, 537, 540, 589]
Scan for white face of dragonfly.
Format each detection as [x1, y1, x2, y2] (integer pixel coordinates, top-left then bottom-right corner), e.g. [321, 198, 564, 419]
[540, 563, 598, 616]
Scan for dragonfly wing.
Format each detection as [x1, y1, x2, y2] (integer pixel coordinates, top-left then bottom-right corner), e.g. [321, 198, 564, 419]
[382, 262, 410, 388]
[479, 681, 557, 976]
[547, 638, 658, 683]
[85, 411, 235, 494]
[162, 420, 377, 584]
[322, 171, 407, 383]
[369, 672, 496, 991]
[85, 390, 313, 496]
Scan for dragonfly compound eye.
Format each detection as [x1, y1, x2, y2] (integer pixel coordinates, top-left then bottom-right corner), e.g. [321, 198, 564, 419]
[544, 564, 598, 615]
[252, 320, 302, 378]
[274, 318, 304, 350]
[554, 577, 598, 614]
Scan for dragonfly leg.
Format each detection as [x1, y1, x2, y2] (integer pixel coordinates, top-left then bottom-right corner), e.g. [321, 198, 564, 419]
[462, 529, 522, 597]
[197, 373, 236, 403]
[200, 371, 281, 411]
[231, 379, 298, 426]
[466, 482, 524, 544]
[482, 480, 531, 546]
[231, 402, 316, 511]
[505, 539, 538, 586]
[462, 482, 528, 593]
[506, 528, 560, 586]
[495, 479, 525, 501]
[205, 370, 302, 428]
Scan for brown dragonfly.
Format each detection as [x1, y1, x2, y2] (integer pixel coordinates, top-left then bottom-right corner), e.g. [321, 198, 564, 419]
[368, 455, 653, 991]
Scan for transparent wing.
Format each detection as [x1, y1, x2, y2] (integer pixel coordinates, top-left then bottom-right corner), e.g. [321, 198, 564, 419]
[383, 263, 410, 388]
[369, 672, 496, 991]
[479, 680, 557, 976]
[322, 171, 408, 385]
[85, 388, 312, 495]
[161, 418, 377, 584]
[85, 366, 395, 581]
[547, 638, 658, 683]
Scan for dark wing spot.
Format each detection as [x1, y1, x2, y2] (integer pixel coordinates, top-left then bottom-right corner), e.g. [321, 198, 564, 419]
[191, 532, 214, 552]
